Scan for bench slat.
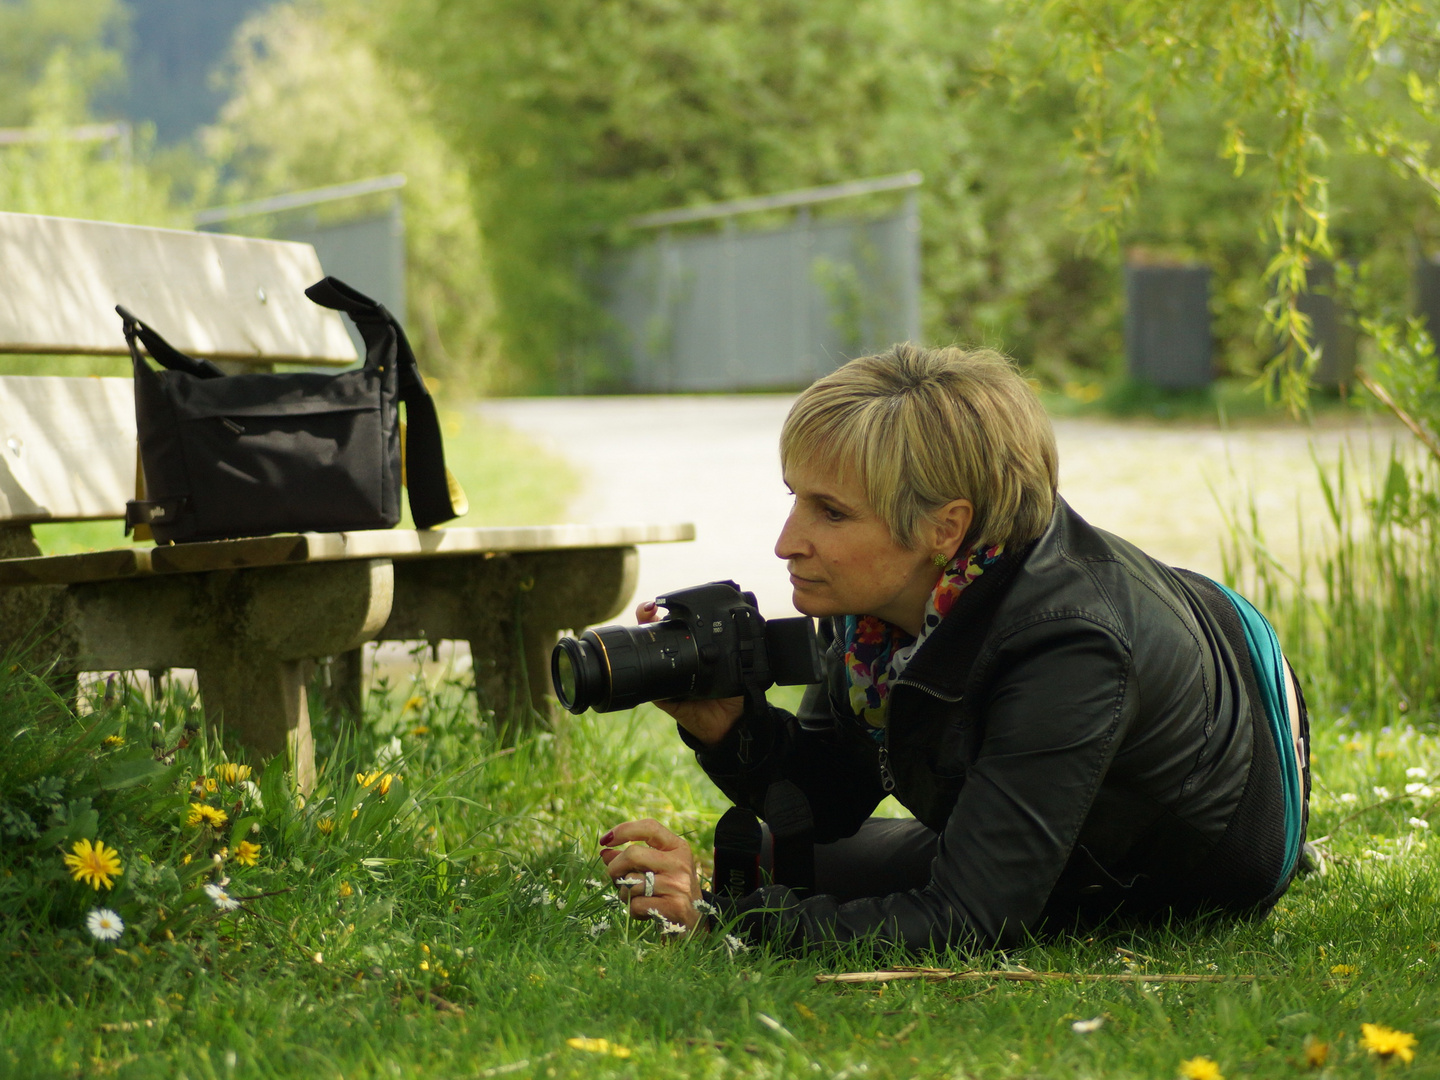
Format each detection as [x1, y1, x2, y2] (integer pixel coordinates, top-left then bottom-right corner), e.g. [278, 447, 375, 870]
[0, 547, 148, 586]
[0, 212, 357, 365]
[0, 523, 697, 585]
[149, 523, 698, 573]
[0, 376, 135, 522]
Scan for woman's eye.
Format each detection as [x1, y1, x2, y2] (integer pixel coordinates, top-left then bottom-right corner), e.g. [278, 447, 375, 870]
[821, 505, 846, 523]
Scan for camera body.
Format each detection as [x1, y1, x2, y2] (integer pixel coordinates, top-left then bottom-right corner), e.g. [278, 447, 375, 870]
[551, 580, 824, 714]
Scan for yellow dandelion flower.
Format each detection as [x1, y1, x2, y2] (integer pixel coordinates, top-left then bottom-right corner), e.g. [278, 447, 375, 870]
[338, 881, 353, 898]
[409, 726, 430, 736]
[181, 853, 192, 865]
[1179, 1056, 1223, 1080]
[1330, 964, 1357, 976]
[63, 839, 123, 890]
[317, 816, 336, 836]
[1303, 1035, 1330, 1068]
[184, 803, 228, 829]
[1360, 1024, 1418, 1064]
[102, 735, 125, 748]
[402, 695, 424, 714]
[216, 763, 251, 785]
[566, 1038, 631, 1058]
[234, 841, 261, 866]
[356, 770, 400, 795]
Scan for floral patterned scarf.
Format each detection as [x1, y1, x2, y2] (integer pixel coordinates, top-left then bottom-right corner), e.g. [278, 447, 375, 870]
[843, 542, 1005, 735]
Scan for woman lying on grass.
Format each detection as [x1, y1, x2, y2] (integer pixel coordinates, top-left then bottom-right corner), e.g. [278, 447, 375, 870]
[601, 343, 1310, 952]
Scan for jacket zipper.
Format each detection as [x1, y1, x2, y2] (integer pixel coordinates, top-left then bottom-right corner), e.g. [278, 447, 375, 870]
[878, 739, 896, 792]
[877, 679, 962, 793]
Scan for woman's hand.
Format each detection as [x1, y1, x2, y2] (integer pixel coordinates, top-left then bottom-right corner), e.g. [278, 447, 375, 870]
[636, 600, 744, 747]
[600, 818, 703, 932]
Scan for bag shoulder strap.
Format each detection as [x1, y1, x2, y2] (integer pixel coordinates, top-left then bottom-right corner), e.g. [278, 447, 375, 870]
[115, 305, 226, 380]
[303, 277, 464, 529]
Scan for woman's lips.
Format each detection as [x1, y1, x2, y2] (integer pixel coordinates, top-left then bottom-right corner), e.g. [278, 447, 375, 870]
[789, 572, 821, 587]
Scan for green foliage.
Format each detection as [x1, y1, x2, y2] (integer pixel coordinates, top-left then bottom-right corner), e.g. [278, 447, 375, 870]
[202, 2, 500, 394]
[0, 48, 178, 226]
[370, 0, 1125, 389]
[1223, 446, 1440, 727]
[0, 0, 126, 127]
[1027, 0, 1440, 449]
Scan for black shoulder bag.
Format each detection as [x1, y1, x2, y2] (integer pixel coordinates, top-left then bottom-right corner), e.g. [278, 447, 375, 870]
[121, 276, 464, 544]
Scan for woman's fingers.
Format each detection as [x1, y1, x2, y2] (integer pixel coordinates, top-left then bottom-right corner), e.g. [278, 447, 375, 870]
[601, 818, 686, 852]
[634, 599, 660, 624]
[599, 817, 703, 932]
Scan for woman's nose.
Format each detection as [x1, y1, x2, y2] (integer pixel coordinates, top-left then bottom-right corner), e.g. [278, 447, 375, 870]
[775, 508, 806, 561]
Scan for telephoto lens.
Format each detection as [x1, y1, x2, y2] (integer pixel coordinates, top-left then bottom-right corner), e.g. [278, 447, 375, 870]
[550, 580, 823, 714]
[550, 620, 701, 714]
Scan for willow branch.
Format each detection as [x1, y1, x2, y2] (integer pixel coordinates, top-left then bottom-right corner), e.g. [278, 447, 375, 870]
[1356, 369, 1440, 465]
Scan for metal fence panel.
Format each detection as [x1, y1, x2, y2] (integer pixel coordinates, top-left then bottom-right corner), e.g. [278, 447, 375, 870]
[286, 209, 406, 359]
[1125, 264, 1213, 389]
[600, 201, 919, 392]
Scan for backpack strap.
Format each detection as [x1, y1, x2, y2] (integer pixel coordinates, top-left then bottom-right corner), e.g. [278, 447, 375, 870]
[303, 277, 465, 529]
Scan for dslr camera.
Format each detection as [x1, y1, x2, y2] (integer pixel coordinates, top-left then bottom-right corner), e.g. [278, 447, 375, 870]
[550, 580, 824, 714]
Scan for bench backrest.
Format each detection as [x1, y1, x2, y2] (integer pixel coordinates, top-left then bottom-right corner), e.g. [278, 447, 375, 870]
[0, 211, 357, 365]
[0, 212, 365, 526]
[0, 376, 133, 523]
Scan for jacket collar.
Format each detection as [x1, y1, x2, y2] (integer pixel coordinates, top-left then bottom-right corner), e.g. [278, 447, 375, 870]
[894, 498, 1064, 696]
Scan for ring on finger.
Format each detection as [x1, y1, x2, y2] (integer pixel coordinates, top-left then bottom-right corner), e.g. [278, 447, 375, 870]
[644, 870, 655, 898]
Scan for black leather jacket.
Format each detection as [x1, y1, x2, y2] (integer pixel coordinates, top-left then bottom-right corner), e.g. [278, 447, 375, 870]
[695, 498, 1282, 952]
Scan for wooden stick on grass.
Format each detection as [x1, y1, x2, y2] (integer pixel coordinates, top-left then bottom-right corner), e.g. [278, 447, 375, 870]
[816, 968, 1265, 986]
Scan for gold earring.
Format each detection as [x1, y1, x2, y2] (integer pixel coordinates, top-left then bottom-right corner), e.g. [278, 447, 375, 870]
[933, 551, 948, 569]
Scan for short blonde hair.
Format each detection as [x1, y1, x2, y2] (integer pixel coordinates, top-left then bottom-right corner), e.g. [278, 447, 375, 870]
[780, 344, 1058, 550]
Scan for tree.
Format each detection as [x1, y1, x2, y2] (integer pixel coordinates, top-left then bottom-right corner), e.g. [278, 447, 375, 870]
[203, 1, 499, 391]
[0, 0, 126, 127]
[1024, 0, 1440, 455]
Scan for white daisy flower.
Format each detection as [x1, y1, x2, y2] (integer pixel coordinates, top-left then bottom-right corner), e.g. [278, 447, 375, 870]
[1338, 793, 1359, 804]
[1373, 786, 1393, 799]
[85, 908, 124, 942]
[1407, 767, 1428, 778]
[1409, 817, 1430, 829]
[1071, 1016, 1105, 1033]
[204, 882, 240, 911]
[723, 933, 750, 956]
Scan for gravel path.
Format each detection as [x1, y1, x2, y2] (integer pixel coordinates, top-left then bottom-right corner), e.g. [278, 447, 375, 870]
[478, 395, 1407, 623]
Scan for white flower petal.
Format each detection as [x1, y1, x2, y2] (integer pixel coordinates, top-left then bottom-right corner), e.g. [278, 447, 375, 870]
[85, 908, 124, 942]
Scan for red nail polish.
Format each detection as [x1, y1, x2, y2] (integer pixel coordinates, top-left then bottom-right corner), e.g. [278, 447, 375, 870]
[599, 830, 614, 846]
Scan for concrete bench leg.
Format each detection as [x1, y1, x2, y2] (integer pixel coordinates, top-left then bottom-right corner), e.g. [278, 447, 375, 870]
[196, 656, 315, 792]
[61, 559, 393, 792]
[309, 646, 365, 728]
[378, 546, 640, 735]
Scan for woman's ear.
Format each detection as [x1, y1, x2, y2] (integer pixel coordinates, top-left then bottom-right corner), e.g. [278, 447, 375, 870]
[930, 498, 975, 558]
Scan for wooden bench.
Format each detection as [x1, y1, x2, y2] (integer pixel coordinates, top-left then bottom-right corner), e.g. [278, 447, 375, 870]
[0, 211, 694, 789]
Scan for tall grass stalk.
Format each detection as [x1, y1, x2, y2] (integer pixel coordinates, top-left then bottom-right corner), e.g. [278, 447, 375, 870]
[1222, 443, 1440, 728]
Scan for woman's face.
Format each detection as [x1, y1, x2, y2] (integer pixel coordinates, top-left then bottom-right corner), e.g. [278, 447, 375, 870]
[776, 455, 965, 635]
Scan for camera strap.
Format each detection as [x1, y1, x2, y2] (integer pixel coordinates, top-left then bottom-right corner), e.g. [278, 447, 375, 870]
[712, 805, 763, 900]
[764, 780, 815, 896]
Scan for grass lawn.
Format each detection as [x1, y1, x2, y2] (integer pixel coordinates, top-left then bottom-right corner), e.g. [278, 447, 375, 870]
[1, 661, 1438, 1080]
